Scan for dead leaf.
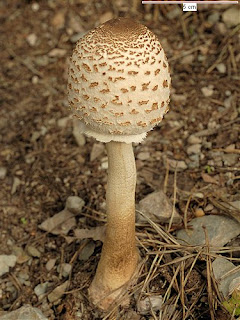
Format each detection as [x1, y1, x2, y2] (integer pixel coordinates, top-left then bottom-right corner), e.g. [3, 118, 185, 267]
[51, 11, 65, 29]
[39, 210, 76, 235]
[74, 226, 105, 242]
[90, 143, 105, 161]
[48, 281, 69, 303]
[201, 173, 219, 184]
[48, 48, 67, 58]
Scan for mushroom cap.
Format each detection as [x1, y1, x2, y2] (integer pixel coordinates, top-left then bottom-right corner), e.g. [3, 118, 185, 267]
[68, 18, 171, 143]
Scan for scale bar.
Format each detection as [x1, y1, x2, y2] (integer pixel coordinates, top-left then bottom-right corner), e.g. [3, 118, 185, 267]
[142, 1, 238, 3]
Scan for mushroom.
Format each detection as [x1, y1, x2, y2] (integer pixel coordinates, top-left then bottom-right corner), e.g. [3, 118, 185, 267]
[67, 17, 171, 309]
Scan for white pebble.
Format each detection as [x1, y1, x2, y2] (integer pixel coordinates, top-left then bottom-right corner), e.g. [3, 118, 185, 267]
[216, 63, 226, 74]
[32, 2, 40, 11]
[188, 135, 202, 144]
[187, 144, 201, 155]
[0, 167, 7, 179]
[26, 33, 37, 46]
[201, 86, 214, 97]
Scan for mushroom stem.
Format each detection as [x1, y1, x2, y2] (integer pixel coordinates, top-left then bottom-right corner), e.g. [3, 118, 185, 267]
[89, 141, 138, 309]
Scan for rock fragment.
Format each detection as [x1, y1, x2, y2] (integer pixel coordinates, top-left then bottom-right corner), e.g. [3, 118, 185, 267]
[137, 190, 182, 224]
[212, 257, 240, 298]
[0, 305, 47, 320]
[222, 7, 240, 28]
[176, 215, 240, 247]
[0, 255, 17, 277]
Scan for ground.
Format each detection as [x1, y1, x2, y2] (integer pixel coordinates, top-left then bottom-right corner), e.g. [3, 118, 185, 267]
[0, 1, 239, 319]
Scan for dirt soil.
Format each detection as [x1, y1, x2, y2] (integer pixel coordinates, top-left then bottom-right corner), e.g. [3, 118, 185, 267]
[0, 1, 239, 319]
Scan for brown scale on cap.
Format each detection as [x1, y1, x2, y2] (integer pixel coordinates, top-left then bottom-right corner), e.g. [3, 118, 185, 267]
[142, 82, 150, 91]
[163, 80, 169, 88]
[82, 94, 90, 100]
[82, 63, 91, 72]
[100, 88, 110, 94]
[68, 17, 171, 143]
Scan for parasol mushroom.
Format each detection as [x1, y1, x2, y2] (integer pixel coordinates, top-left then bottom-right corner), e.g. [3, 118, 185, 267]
[67, 17, 171, 309]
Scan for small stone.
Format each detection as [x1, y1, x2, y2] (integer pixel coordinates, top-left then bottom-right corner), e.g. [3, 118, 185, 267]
[0, 305, 48, 320]
[32, 3, 40, 11]
[70, 32, 86, 43]
[73, 120, 86, 146]
[99, 11, 114, 24]
[101, 157, 108, 170]
[215, 22, 227, 35]
[137, 152, 150, 161]
[212, 257, 240, 298]
[187, 144, 201, 155]
[57, 117, 69, 128]
[193, 192, 204, 199]
[32, 75, 39, 84]
[164, 158, 187, 171]
[27, 246, 41, 258]
[221, 153, 239, 166]
[182, 54, 194, 65]
[216, 63, 226, 74]
[205, 204, 214, 212]
[0, 255, 17, 276]
[58, 263, 72, 277]
[198, 54, 205, 62]
[224, 96, 233, 108]
[34, 282, 49, 298]
[225, 90, 231, 97]
[229, 201, 240, 211]
[0, 167, 7, 179]
[12, 246, 30, 264]
[208, 12, 220, 24]
[46, 259, 56, 271]
[166, 6, 181, 19]
[176, 215, 240, 247]
[226, 144, 235, 150]
[222, 7, 240, 28]
[201, 86, 214, 97]
[11, 177, 21, 194]
[187, 154, 200, 169]
[229, 276, 240, 295]
[18, 271, 30, 285]
[35, 55, 49, 67]
[48, 280, 69, 303]
[188, 135, 202, 145]
[195, 208, 205, 217]
[51, 11, 65, 29]
[68, 13, 85, 33]
[90, 143, 105, 161]
[171, 93, 186, 103]
[26, 33, 37, 46]
[137, 190, 182, 224]
[137, 295, 163, 315]
[78, 241, 95, 261]
[48, 48, 67, 58]
[65, 196, 85, 214]
[31, 131, 41, 142]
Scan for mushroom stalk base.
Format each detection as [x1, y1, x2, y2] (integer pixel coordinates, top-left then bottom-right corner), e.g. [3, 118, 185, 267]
[89, 141, 138, 310]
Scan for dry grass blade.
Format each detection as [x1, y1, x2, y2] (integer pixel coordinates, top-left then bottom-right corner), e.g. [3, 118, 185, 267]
[137, 209, 180, 245]
[208, 196, 240, 223]
[204, 228, 216, 320]
[168, 166, 178, 232]
[140, 253, 163, 295]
